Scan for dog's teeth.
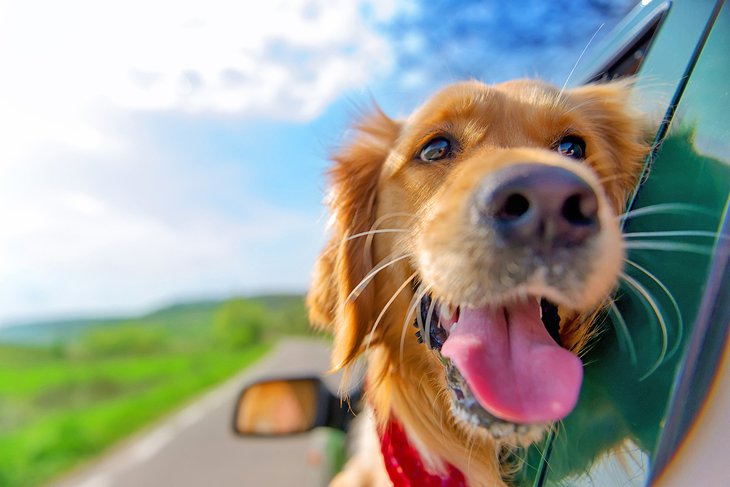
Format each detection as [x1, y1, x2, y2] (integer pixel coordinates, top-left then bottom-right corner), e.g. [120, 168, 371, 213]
[450, 322, 459, 332]
[440, 303, 457, 322]
[439, 306, 451, 322]
[536, 297, 543, 319]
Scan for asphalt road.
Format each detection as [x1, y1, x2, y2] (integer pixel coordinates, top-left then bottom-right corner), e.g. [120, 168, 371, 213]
[50, 338, 341, 487]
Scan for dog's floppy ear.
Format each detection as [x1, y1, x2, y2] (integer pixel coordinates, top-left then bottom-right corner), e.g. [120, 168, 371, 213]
[307, 107, 400, 370]
[569, 80, 650, 210]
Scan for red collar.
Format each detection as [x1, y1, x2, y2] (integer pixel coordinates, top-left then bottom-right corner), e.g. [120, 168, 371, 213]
[380, 419, 467, 487]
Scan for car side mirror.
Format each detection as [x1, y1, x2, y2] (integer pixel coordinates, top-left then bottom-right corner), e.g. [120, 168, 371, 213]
[232, 377, 358, 436]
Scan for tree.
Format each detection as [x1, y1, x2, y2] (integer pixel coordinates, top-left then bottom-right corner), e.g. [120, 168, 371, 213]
[213, 299, 265, 348]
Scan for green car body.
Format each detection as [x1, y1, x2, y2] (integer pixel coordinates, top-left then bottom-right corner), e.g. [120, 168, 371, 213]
[516, 0, 730, 485]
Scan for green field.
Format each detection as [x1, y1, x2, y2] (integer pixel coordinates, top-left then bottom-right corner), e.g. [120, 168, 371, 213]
[0, 295, 313, 487]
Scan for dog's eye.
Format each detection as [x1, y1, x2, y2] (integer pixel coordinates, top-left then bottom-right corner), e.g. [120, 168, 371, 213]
[419, 137, 452, 162]
[556, 135, 586, 160]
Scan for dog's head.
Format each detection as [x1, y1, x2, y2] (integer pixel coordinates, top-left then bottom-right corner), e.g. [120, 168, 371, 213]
[308, 79, 647, 458]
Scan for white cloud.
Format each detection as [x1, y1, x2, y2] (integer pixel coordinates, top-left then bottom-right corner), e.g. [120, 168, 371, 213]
[0, 0, 398, 156]
[0, 143, 324, 322]
[0, 0, 403, 321]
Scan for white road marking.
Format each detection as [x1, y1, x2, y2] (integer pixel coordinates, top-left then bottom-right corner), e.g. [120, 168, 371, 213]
[129, 427, 176, 462]
[75, 473, 111, 487]
[53, 339, 332, 487]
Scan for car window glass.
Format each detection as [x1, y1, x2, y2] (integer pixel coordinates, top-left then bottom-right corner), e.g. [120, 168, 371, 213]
[511, 1, 729, 486]
[585, 1, 670, 82]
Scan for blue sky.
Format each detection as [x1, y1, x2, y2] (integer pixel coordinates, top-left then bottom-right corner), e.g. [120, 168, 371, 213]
[0, 0, 636, 323]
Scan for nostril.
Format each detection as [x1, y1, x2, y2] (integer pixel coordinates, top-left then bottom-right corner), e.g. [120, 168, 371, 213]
[561, 193, 598, 225]
[477, 163, 601, 247]
[498, 193, 530, 221]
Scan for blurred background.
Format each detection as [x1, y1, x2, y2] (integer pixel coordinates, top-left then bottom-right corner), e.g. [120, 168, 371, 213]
[0, 1, 636, 486]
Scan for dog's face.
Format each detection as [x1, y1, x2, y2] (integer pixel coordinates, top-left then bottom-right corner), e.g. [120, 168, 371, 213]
[308, 80, 647, 453]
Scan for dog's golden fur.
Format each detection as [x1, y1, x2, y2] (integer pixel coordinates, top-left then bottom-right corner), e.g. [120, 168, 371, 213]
[308, 79, 648, 486]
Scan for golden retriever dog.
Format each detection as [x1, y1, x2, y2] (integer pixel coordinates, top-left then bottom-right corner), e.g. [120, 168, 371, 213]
[307, 79, 648, 486]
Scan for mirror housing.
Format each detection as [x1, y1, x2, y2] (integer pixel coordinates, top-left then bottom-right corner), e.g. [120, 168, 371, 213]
[232, 377, 357, 436]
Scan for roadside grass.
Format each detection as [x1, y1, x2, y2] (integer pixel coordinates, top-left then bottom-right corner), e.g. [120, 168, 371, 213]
[0, 345, 270, 487]
[0, 295, 312, 487]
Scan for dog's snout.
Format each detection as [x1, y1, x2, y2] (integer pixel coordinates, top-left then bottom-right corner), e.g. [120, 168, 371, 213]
[477, 163, 599, 247]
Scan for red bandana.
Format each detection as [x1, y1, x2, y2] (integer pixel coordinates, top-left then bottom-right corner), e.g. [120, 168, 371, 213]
[380, 419, 467, 487]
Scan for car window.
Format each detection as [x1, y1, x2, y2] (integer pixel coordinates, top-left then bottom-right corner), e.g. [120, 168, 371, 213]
[510, 1, 730, 486]
[584, 0, 670, 82]
[642, 3, 730, 481]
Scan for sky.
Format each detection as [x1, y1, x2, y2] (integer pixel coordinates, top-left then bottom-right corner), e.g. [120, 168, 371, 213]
[0, 0, 636, 324]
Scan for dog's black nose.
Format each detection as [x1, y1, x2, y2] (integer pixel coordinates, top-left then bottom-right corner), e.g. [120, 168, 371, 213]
[477, 163, 599, 247]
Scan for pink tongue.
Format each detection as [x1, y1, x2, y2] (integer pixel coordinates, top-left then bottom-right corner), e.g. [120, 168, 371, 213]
[441, 300, 582, 424]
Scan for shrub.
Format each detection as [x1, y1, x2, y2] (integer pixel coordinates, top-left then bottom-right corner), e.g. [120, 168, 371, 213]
[213, 299, 264, 348]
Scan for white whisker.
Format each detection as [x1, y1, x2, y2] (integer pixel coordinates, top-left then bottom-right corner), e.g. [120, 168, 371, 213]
[620, 272, 669, 380]
[345, 228, 409, 242]
[624, 259, 683, 359]
[365, 271, 418, 356]
[424, 293, 438, 351]
[558, 23, 603, 99]
[608, 301, 637, 365]
[415, 288, 425, 337]
[560, 97, 602, 115]
[346, 253, 412, 303]
[364, 213, 416, 266]
[619, 203, 714, 222]
[624, 242, 712, 255]
[372, 212, 418, 223]
[533, 426, 556, 475]
[624, 230, 719, 239]
[400, 284, 429, 366]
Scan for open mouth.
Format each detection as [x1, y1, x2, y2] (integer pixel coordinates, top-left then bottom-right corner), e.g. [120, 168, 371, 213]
[414, 292, 583, 439]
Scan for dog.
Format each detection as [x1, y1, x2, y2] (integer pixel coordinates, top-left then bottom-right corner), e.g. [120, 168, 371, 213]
[307, 79, 648, 486]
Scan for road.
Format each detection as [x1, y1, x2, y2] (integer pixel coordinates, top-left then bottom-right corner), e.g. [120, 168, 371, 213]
[51, 338, 341, 487]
